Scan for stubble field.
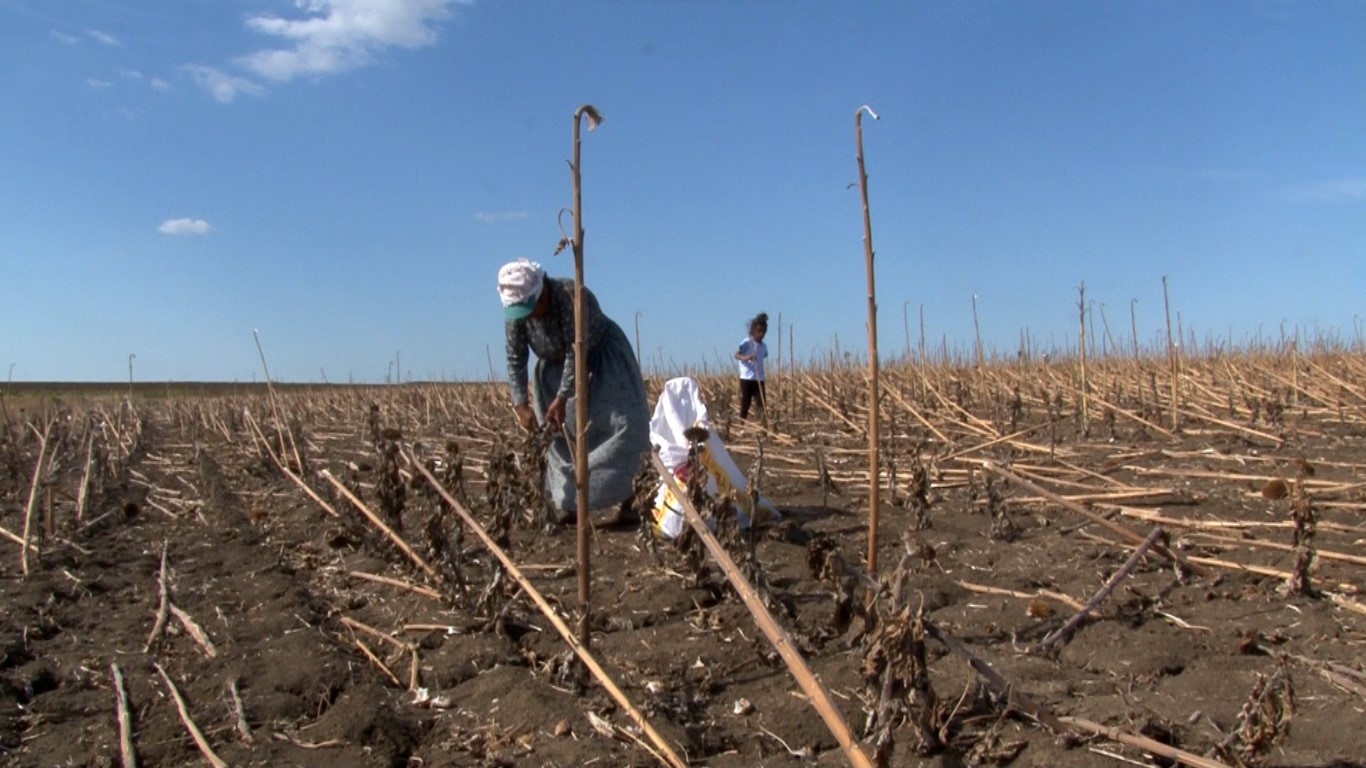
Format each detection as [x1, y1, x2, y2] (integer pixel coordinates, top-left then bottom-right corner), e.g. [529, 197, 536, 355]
[1, 351, 1363, 768]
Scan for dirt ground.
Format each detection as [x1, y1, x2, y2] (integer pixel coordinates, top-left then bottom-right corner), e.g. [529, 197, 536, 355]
[0, 373, 1363, 768]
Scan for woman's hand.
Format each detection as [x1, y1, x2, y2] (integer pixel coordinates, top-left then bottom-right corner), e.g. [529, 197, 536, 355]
[545, 397, 567, 430]
[513, 403, 537, 432]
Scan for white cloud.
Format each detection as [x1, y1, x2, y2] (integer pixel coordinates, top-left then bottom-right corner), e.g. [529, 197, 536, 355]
[85, 29, 122, 47]
[87, 78, 113, 89]
[183, 65, 265, 103]
[1285, 178, 1366, 203]
[122, 68, 170, 92]
[474, 210, 531, 223]
[159, 218, 214, 236]
[50, 31, 79, 45]
[235, 0, 459, 82]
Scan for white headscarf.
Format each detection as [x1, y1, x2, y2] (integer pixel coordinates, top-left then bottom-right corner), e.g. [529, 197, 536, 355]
[497, 258, 545, 308]
[650, 377, 711, 471]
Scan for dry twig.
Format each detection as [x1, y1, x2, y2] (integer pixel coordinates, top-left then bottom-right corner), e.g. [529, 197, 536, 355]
[154, 663, 228, 768]
[144, 543, 170, 652]
[110, 663, 139, 768]
[227, 678, 252, 744]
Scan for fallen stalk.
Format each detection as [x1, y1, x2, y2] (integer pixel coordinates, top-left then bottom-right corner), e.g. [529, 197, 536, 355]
[0, 522, 40, 553]
[1185, 531, 1366, 567]
[340, 615, 412, 652]
[154, 663, 228, 768]
[406, 449, 688, 768]
[228, 678, 253, 743]
[144, 543, 171, 652]
[110, 664, 139, 768]
[921, 619, 1067, 733]
[75, 428, 96, 520]
[347, 570, 444, 600]
[168, 604, 218, 658]
[321, 469, 441, 584]
[1060, 715, 1234, 768]
[1106, 504, 1362, 535]
[955, 579, 1086, 612]
[1031, 526, 1165, 653]
[20, 420, 51, 575]
[1074, 532, 1363, 606]
[1175, 405, 1284, 446]
[981, 461, 1199, 576]
[242, 409, 339, 517]
[940, 419, 1054, 461]
[652, 452, 876, 768]
[1268, 647, 1366, 703]
[354, 639, 403, 688]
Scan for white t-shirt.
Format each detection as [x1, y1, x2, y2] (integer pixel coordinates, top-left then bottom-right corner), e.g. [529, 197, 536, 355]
[736, 337, 767, 381]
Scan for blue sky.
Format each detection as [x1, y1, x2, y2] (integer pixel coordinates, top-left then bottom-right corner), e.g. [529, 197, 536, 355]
[2, 0, 1362, 383]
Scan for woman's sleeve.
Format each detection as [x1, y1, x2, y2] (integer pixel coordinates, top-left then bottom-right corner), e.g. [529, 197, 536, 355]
[505, 319, 531, 406]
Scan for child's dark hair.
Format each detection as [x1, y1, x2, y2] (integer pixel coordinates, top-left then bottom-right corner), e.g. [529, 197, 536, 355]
[749, 312, 769, 333]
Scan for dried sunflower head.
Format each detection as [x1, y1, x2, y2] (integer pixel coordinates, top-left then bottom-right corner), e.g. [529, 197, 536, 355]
[683, 426, 710, 444]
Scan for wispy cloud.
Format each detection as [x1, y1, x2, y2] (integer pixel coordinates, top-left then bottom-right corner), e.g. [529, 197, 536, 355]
[236, 0, 459, 81]
[183, 65, 265, 103]
[159, 218, 214, 236]
[85, 29, 122, 47]
[186, 1, 462, 102]
[184, 0, 461, 101]
[1284, 178, 1366, 203]
[50, 30, 79, 45]
[474, 211, 531, 223]
[118, 68, 170, 92]
[87, 78, 113, 89]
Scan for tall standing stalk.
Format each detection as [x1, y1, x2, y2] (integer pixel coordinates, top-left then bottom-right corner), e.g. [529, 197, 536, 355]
[569, 104, 602, 648]
[633, 311, 642, 368]
[776, 311, 783, 413]
[1087, 301, 1096, 360]
[1077, 282, 1089, 435]
[919, 303, 927, 402]
[902, 300, 911, 361]
[1291, 327, 1300, 409]
[1130, 298, 1140, 359]
[20, 421, 51, 576]
[854, 104, 881, 595]
[776, 311, 783, 374]
[1099, 302, 1116, 359]
[2, 363, 14, 431]
[972, 293, 984, 371]
[253, 329, 300, 473]
[1162, 276, 1178, 430]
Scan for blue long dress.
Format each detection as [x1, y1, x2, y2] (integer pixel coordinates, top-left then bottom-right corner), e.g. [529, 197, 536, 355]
[505, 277, 650, 515]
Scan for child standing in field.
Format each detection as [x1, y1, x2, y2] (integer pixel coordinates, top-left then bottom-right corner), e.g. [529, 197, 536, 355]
[734, 312, 769, 420]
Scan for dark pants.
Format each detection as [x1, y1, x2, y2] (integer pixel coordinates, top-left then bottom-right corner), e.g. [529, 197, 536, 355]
[739, 379, 766, 420]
